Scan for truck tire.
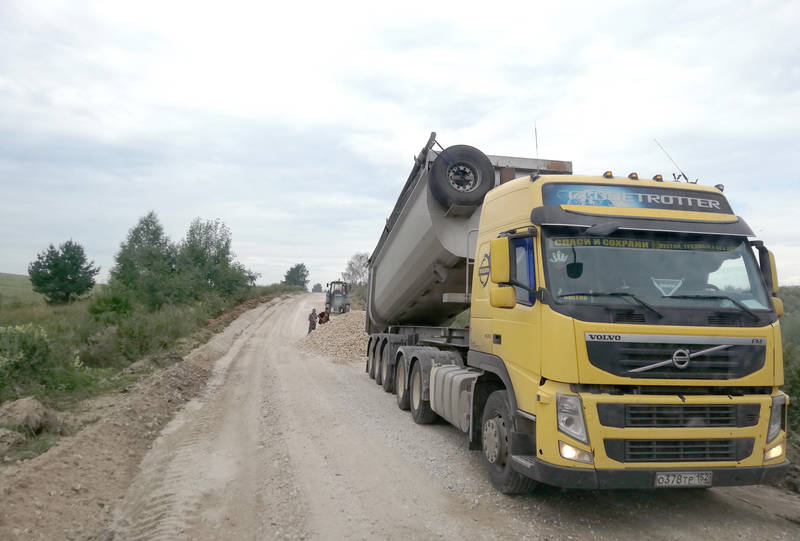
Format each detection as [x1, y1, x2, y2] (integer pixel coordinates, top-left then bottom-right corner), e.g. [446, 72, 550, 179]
[409, 361, 438, 424]
[374, 346, 384, 385]
[429, 145, 494, 208]
[381, 346, 394, 393]
[395, 358, 410, 410]
[367, 342, 375, 378]
[481, 390, 537, 494]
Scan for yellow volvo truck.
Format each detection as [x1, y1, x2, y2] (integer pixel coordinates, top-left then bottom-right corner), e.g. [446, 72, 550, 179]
[365, 133, 788, 493]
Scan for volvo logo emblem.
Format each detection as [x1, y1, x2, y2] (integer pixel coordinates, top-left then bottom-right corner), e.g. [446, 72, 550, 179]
[671, 348, 691, 369]
[478, 254, 491, 287]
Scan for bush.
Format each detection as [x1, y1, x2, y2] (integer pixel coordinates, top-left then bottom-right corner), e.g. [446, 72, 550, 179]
[0, 324, 52, 380]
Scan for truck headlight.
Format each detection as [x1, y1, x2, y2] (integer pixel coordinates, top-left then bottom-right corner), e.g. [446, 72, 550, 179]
[767, 395, 786, 443]
[557, 394, 588, 444]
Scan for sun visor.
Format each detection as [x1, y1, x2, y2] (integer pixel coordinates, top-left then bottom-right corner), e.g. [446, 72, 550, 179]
[531, 205, 755, 236]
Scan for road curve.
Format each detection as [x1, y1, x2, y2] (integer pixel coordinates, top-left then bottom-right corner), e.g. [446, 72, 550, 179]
[107, 293, 800, 540]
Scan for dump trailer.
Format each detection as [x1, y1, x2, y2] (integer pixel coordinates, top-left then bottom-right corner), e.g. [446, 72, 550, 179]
[365, 132, 789, 493]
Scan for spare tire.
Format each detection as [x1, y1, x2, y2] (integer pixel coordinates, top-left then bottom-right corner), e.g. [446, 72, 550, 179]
[429, 144, 494, 208]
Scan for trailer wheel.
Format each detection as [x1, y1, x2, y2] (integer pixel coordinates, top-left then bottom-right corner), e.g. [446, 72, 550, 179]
[409, 361, 437, 424]
[429, 145, 494, 208]
[481, 390, 537, 494]
[368, 340, 378, 379]
[395, 358, 410, 410]
[374, 346, 384, 385]
[381, 346, 394, 393]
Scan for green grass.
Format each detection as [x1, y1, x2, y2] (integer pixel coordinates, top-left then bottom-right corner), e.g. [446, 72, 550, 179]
[0, 272, 45, 307]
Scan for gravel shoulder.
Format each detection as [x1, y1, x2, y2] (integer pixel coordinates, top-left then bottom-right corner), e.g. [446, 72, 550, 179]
[3, 293, 799, 540]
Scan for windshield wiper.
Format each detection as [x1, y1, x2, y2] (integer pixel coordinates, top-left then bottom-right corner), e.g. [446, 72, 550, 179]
[664, 294, 759, 321]
[556, 291, 663, 319]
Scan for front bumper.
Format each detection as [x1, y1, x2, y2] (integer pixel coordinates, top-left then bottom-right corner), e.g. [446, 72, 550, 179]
[510, 455, 790, 489]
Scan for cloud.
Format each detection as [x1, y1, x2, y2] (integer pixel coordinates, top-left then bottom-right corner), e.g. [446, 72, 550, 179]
[0, 0, 799, 288]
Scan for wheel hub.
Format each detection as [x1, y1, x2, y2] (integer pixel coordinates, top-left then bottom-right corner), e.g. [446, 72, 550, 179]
[447, 163, 479, 192]
[483, 416, 507, 465]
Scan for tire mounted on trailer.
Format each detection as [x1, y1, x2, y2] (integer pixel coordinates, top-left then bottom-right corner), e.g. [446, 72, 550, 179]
[428, 145, 495, 209]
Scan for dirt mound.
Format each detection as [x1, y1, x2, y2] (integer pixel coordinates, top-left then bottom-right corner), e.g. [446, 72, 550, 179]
[299, 310, 368, 362]
[0, 397, 55, 434]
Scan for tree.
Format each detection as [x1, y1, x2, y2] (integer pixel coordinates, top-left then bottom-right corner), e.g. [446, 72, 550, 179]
[28, 240, 100, 304]
[283, 263, 309, 290]
[110, 211, 177, 309]
[311, 283, 322, 292]
[177, 218, 258, 295]
[342, 252, 369, 285]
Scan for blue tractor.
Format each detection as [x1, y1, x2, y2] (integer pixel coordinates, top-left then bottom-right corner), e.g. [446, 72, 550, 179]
[325, 281, 351, 313]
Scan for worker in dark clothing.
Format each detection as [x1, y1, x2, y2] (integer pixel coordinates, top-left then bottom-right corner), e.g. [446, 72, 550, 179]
[308, 308, 318, 334]
[318, 310, 330, 324]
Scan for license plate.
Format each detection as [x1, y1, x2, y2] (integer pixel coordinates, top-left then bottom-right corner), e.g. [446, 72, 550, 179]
[654, 471, 712, 488]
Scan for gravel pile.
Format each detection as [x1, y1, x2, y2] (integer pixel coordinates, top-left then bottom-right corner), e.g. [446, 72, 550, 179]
[300, 310, 368, 362]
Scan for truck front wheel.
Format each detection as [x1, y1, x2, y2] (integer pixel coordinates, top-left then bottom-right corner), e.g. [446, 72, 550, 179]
[409, 361, 437, 424]
[481, 390, 537, 494]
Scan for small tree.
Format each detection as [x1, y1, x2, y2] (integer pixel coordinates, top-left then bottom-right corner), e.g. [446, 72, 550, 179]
[110, 211, 177, 309]
[28, 240, 100, 304]
[342, 252, 369, 285]
[311, 283, 322, 292]
[283, 263, 309, 290]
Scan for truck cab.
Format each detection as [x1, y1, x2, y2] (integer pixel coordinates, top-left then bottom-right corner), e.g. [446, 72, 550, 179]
[469, 174, 788, 489]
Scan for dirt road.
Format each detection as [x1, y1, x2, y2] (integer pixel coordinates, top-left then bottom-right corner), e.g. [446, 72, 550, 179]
[105, 294, 800, 540]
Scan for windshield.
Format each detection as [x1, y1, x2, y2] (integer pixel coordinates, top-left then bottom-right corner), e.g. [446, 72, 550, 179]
[543, 231, 770, 311]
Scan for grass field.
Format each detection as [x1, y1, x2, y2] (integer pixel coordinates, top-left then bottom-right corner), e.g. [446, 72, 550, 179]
[0, 272, 45, 307]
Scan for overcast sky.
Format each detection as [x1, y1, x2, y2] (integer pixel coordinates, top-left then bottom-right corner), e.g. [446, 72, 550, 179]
[1, 0, 799, 287]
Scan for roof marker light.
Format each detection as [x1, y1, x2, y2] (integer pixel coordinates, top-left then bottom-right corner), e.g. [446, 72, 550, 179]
[653, 174, 664, 182]
[603, 171, 613, 179]
[714, 184, 725, 192]
[628, 172, 639, 180]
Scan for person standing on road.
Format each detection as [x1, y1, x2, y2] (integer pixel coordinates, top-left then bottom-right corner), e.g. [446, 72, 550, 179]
[308, 308, 318, 334]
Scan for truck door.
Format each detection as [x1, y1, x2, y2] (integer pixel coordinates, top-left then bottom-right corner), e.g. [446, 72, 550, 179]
[492, 236, 542, 394]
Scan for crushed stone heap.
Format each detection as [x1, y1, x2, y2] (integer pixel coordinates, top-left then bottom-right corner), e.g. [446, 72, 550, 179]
[299, 310, 368, 362]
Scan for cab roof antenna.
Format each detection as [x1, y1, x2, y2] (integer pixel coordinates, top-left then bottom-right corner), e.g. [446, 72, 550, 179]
[654, 138, 698, 184]
[532, 121, 541, 180]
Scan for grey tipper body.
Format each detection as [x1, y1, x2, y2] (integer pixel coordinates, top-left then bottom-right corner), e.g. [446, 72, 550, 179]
[366, 141, 571, 334]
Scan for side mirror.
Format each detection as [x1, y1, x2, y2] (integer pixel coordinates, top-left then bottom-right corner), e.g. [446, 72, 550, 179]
[767, 250, 779, 296]
[490, 237, 511, 284]
[773, 297, 784, 317]
[566, 262, 583, 279]
[490, 286, 517, 308]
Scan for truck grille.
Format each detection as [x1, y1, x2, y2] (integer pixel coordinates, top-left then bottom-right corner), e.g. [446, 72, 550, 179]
[604, 438, 754, 463]
[596, 403, 760, 428]
[585, 339, 766, 380]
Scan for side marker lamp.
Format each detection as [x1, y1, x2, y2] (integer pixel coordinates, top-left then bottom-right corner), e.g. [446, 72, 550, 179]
[628, 172, 639, 180]
[559, 441, 593, 464]
[603, 171, 613, 179]
[764, 442, 784, 461]
[652, 174, 664, 182]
